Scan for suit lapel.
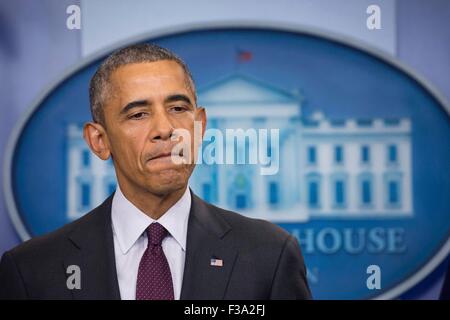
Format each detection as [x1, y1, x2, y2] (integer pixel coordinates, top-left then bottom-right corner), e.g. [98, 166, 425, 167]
[65, 195, 121, 300]
[180, 192, 238, 300]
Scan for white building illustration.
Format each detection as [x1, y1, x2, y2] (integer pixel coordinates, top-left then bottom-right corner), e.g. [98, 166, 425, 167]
[66, 74, 413, 222]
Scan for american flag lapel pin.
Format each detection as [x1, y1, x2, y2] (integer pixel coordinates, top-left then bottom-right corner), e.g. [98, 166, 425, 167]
[210, 257, 223, 267]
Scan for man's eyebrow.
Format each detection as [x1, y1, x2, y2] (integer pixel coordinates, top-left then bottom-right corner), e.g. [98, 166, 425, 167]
[164, 94, 193, 106]
[119, 94, 193, 115]
[120, 99, 150, 115]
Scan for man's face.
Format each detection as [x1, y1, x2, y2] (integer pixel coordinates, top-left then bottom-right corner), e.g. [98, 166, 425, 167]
[96, 60, 205, 196]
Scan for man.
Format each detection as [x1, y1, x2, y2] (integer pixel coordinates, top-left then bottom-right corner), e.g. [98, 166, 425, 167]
[0, 44, 311, 300]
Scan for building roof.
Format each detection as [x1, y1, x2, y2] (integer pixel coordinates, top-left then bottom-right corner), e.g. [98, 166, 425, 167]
[198, 73, 301, 106]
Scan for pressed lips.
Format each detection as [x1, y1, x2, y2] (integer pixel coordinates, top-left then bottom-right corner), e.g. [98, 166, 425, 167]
[147, 148, 184, 162]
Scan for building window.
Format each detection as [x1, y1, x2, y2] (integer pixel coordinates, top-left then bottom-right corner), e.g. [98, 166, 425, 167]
[268, 182, 279, 205]
[384, 172, 402, 208]
[361, 145, 370, 164]
[331, 173, 347, 208]
[334, 145, 343, 164]
[358, 173, 374, 208]
[235, 140, 241, 164]
[362, 180, 372, 205]
[308, 181, 319, 207]
[82, 150, 90, 167]
[335, 180, 345, 206]
[203, 183, 211, 202]
[307, 146, 317, 165]
[388, 181, 399, 205]
[306, 173, 321, 208]
[267, 137, 272, 158]
[236, 194, 247, 209]
[387, 145, 398, 164]
[232, 173, 251, 210]
[244, 138, 251, 164]
[81, 183, 91, 208]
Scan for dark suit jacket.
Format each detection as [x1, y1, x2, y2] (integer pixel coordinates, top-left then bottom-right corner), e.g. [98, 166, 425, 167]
[0, 190, 311, 300]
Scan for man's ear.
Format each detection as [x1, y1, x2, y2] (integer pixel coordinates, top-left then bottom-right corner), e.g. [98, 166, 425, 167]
[83, 122, 111, 161]
[196, 106, 207, 139]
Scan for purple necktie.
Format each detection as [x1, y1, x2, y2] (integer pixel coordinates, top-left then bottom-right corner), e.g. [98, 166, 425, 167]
[136, 222, 174, 300]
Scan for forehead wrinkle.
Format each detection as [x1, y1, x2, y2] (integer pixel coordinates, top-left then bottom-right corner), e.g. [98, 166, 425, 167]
[104, 62, 197, 115]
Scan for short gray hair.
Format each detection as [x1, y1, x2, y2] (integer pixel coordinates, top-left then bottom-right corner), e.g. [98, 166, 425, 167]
[89, 43, 196, 126]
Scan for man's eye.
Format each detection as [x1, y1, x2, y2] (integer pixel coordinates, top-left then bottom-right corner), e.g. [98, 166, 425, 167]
[170, 105, 188, 113]
[129, 112, 147, 119]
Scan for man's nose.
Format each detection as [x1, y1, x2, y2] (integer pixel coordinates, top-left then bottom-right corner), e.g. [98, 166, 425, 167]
[149, 108, 174, 141]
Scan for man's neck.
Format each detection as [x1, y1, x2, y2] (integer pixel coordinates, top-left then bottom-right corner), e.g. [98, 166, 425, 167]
[118, 183, 188, 220]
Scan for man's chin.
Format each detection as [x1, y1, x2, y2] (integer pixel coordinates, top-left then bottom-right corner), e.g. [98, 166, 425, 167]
[145, 170, 189, 195]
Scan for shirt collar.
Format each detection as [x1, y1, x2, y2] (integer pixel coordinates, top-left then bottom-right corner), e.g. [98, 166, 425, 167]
[111, 185, 191, 255]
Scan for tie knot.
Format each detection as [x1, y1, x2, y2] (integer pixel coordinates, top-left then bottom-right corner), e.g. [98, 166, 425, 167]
[146, 223, 168, 246]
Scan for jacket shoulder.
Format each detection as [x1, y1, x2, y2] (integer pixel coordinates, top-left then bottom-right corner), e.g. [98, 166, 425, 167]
[4, 196, 111, 262]
[202, 200, 292, 247]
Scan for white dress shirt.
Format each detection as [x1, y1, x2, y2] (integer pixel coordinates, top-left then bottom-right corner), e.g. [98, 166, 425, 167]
[111, 185, 191, 300]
